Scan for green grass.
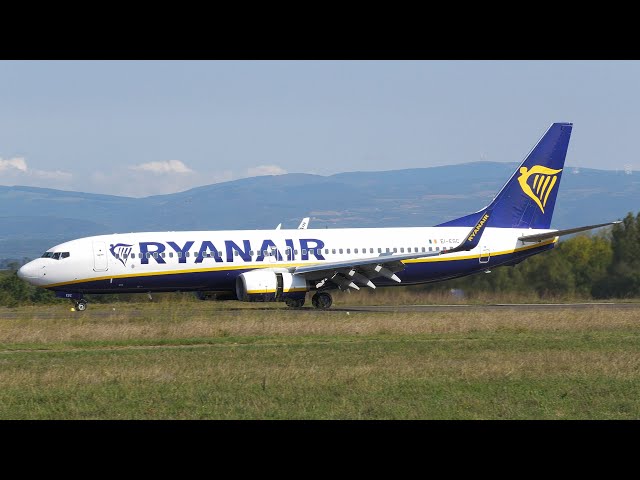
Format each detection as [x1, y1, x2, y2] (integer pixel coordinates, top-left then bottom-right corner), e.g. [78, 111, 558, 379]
[1, 301, 639, 419]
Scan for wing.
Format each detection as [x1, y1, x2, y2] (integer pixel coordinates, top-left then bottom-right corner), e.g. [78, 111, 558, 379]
[288, 209, 493, 291]
[288, 249, 444, 291]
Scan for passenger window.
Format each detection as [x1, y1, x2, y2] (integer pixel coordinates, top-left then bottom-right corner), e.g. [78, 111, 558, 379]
[429, 247, 432, 252]
[339, 249, 343, 254]
[436, 247, 440, 251]
[302, 249, 307, 255]
[325, 249, 329, 254]
[393, 248, 398, 253]
[377, 248, 381, 253]
[332, 249, 336, 254]
[421, 247, 425, 252]
[161, 252, 165, 258]
[400, 248, 405, 253]
[250, 251, 254, 256]
[177, 252, 182, 258]
[294, 250, 299, 255]
[346, 249, 350, 254]
[169, 252, 173, 258]
[186, 252, 190, 257]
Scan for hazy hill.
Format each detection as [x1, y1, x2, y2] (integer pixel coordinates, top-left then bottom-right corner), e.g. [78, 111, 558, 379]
[1, 162, 638, 260]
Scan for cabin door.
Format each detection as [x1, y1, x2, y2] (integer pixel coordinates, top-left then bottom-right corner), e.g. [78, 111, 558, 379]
[93, 241, 109, 271]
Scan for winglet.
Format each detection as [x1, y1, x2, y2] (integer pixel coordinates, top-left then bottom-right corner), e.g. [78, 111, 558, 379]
[298, 217, 310, 229]
[447, 208, 492, 253]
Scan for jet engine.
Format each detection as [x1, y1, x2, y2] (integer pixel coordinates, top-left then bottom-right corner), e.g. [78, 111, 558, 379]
[235, 270, 309, 302]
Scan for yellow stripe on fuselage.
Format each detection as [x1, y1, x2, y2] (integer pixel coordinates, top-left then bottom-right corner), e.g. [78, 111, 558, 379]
[46, 238, 557, 289]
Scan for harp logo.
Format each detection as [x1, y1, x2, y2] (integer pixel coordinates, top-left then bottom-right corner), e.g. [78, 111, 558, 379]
[109, 243, 133, 267]
[517, 165, 563, 214]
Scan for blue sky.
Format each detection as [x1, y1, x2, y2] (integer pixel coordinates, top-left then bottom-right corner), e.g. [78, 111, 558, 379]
[1, 60, 638, 196]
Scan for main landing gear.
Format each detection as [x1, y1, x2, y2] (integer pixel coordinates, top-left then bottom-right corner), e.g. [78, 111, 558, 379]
[311, 292, 333, 309]
[285, 297, 305, 308]
[284, 292, 333, 309]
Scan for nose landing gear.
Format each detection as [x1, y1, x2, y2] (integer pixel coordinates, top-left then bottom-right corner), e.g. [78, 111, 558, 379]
[73, 299, 88, 311]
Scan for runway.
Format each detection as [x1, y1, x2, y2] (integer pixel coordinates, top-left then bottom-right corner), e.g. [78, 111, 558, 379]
[2, 302, 639, 320]
[333, 302, 640, 313]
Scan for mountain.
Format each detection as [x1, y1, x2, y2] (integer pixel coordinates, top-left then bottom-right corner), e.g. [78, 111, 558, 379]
[1, 162, 638, 260]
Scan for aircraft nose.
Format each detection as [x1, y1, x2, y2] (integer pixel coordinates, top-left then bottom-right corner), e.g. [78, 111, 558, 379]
[17, 264, 29, 280]
[17, 262, 42, 282]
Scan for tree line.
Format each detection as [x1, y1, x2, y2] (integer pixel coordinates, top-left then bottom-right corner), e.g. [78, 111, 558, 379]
[2, 212, 640, 306]
[428, 211, 640, 300]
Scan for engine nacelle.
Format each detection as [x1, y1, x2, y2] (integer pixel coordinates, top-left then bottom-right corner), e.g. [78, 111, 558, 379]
[235, 270, 309, 302]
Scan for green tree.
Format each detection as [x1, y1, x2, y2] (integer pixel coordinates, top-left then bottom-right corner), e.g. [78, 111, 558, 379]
[593, 212, 640, 298]
[0, 271, 32, 307]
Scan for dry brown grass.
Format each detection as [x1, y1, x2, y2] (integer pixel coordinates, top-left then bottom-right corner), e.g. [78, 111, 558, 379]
[1, 300, 639, 345]
[2, 299, 640, 419]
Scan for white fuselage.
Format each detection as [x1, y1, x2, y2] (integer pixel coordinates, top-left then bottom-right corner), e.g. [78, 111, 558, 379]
[17, 226, 557, 294]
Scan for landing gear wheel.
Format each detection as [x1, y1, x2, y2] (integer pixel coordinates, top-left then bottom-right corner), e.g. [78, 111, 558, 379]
[75, 299, 88, 311]
[312, 292, 333, 309]
[285, 297, 305, 308]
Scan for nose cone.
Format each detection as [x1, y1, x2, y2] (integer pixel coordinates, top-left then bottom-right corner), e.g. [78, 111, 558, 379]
[17, 261, 43, 285]
[17, 264, 29, 280]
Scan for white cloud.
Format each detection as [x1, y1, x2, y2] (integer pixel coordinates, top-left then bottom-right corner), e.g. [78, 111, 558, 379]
[0, 157, 28, 173]
[129, 159, 194, 174]
[0, 157, 73, 189]
[246, 164, 287, 177]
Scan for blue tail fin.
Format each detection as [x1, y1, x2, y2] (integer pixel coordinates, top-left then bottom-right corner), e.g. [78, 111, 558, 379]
[437, 122, 572, 229]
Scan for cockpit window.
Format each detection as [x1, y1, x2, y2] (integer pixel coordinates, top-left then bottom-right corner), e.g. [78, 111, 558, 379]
[41, 251, 70, 260]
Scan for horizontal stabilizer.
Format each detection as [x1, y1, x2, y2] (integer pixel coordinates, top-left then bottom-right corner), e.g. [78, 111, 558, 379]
[518, 221, 621, 243]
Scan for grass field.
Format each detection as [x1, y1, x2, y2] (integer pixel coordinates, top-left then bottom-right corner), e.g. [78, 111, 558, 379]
[1, 295, 639, 419]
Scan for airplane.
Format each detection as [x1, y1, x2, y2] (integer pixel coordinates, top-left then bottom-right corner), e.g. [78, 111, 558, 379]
[17, 122, 619, 311]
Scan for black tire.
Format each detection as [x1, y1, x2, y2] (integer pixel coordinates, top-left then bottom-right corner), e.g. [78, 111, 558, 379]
[285, 297, 305, 308]
[76, 300, 87, 311]
[312, 292, 332, 309]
